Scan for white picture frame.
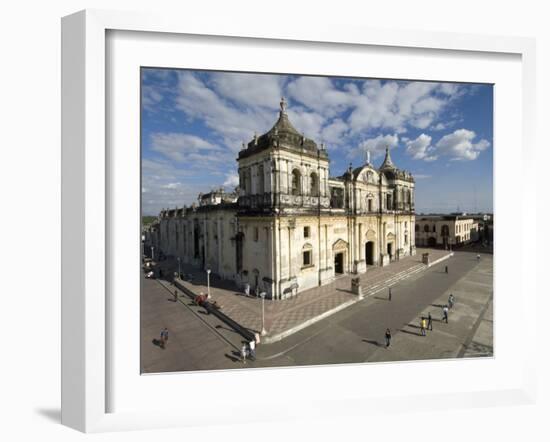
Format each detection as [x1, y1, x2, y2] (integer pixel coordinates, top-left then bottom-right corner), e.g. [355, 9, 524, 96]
[61, 9, 537, 433]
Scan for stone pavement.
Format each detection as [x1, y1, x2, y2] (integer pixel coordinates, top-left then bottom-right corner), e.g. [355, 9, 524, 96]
[140, 251, 492, 372]
[157, 248, 451, 344]
[366, 253, 493, 363]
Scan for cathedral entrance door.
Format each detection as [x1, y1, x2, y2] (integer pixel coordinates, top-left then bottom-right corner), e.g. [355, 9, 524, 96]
[387, 242, 393, 261]
[365, 241, 375, 265]
[334, 253, 344, 274]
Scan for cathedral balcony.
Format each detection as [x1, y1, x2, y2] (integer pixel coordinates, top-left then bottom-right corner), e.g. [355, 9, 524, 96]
[275, 194, 330, 208]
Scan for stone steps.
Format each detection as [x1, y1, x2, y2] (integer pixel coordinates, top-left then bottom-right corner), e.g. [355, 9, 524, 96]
[361, 263, 426, 298]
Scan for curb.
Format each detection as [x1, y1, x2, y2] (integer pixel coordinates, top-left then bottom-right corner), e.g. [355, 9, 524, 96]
[427, 252, 453, 268]
[261, 298, 358, 344]
[173, 252, 453, 347]
[262, 253, 453, 344]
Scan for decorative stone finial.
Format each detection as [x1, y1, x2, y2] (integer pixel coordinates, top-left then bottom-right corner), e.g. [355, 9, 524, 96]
[366, 149, 371, 165]
[280, 97, 287, 115]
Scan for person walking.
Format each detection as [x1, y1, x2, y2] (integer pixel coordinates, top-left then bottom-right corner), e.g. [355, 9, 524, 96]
[173, 289, 178, 302]
[388, 287, 392, 301]
[385, 328, 392, 348]
[442, 305, 449, 323]
[477, 254, 481, 262]
[244, 283, 250, 297]
[241, 343, 248, 364]
[445, 265, 448, 274]
[448, 293, 455, 309]
[420, 317, 427, 336]
[159, 327, 169, 349]
[248, 339, 256, 361]
[427, 312, 433, 331]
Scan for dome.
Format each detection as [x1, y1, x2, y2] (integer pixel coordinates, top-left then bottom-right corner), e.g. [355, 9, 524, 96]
[238, 98, 325, 159]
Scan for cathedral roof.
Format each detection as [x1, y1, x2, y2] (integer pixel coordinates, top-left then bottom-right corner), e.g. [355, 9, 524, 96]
[238, 98, 327, 160]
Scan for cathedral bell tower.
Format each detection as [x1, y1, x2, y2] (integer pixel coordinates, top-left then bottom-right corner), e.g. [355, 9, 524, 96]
[237, 98, 331, 214]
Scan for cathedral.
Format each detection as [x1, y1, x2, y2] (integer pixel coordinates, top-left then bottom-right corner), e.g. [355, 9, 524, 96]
[147, 99, 416, 299]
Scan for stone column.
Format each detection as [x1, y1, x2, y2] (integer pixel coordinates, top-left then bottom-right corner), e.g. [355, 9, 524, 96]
[217, 218, 222, 274]
[288, 226, 293, 279]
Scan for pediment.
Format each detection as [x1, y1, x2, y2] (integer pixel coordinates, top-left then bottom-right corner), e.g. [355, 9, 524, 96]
[332, 239, 348, 251]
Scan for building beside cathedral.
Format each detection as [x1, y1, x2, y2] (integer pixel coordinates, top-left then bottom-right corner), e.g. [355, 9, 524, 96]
[146, 99, 416, 299]
[415, 215, 479, 248]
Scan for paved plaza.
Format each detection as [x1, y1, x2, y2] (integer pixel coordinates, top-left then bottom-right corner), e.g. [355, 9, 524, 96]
[156, 248, 450, 343]
[141, 249, 493, 373]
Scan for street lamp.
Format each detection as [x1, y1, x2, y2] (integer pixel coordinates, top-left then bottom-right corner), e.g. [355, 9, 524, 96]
[151, 246, 155, 261]
[206, 268, 211, 299]
[260, 292, 267, 336]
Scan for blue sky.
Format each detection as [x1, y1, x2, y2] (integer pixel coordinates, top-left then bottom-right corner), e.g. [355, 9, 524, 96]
[141, 68, 493, 216]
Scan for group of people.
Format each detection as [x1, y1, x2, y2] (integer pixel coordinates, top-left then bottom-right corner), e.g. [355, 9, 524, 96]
[385, 293, 456, 347]
[243, 283, 261, 298]
[419, 312, 434, 336]
[241, 339, 257, 363]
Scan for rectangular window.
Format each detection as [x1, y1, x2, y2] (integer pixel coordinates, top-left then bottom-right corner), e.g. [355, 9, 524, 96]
[303, 250, 312, 266]
[367, 199, 372, 211]
[254, 227, 259, 242]
[304, 226, 311, 238]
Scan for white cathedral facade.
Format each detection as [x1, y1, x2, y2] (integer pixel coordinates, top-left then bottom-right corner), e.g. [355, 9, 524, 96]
[147, 99, 416, 299]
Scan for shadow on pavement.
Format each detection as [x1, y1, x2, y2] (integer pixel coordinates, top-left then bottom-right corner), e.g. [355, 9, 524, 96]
[362, 339, 382, 347]
[400, 328, 423, 337]
[225, 352, 242, 363]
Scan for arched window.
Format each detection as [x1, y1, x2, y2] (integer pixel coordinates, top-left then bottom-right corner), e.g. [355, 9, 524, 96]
[291, 169, 301, 195]
[424, 224, 430, 233]
[432, 225, 436, 232]
[310, 172, 318, 196]
[302, 243, 313, 267]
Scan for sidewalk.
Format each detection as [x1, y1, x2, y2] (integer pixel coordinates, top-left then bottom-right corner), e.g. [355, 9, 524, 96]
[157, 248, 452, 344]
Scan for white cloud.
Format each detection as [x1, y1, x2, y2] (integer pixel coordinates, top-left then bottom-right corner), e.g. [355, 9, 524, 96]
[287, 76, 356, 117]
[175, 71, 279, 151]
[321, 118, 349, 145]
[435, 129, 490, 161]
[209, 72, 284, 110]
[286, 107, 326, 141]
[348, 80, 453, 134]
[150, 133, 220, 163]
[223, 172, 239, 189]
[348, 133, 399, 161]
[438, 83, 460, 96]
[405, 134, 437, 161]
[405, 129, 491, 162]
[161, 182, 182, 189]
